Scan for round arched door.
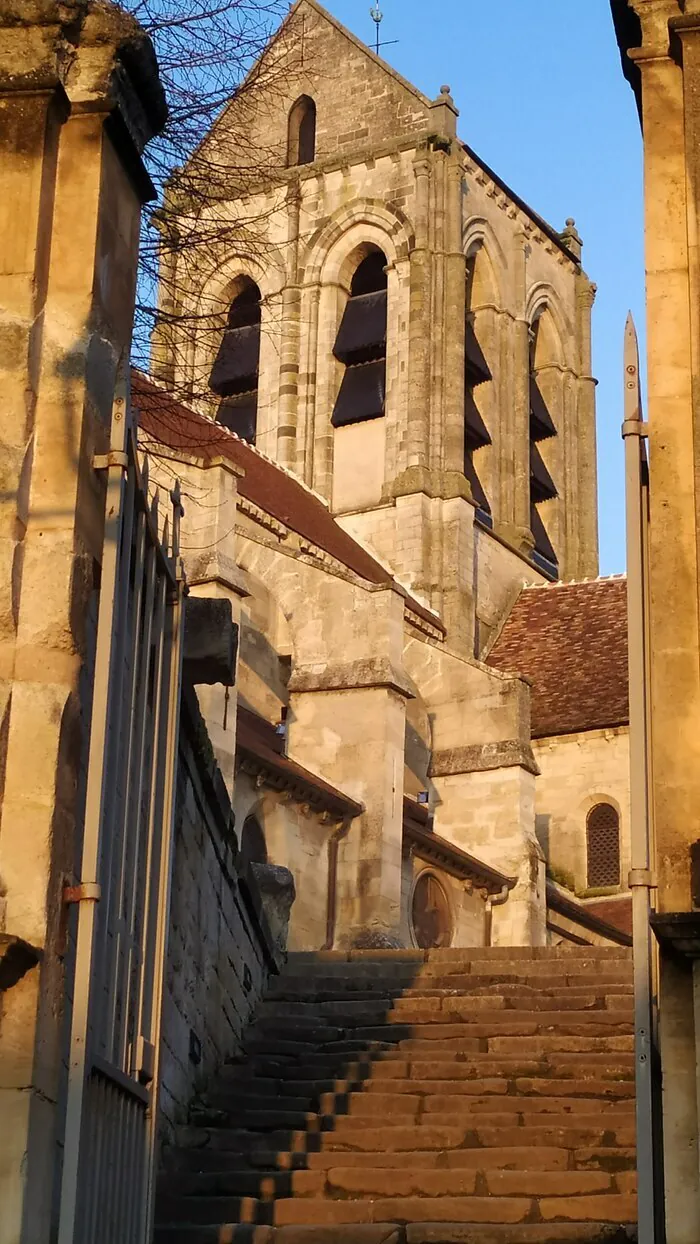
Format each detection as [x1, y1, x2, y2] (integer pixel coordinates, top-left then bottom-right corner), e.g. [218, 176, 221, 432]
[411, 872, 453, 950]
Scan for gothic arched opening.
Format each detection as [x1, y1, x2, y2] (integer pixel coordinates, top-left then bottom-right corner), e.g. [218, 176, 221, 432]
[239, 815, 268, 872]
[464, 251, 494, 521]
[210, 278, 262, 443]
[331, 249, 388, 427]
[586, 802, 621, 889]
[529, 310, 559, 572]
[287, 95, 317, 166]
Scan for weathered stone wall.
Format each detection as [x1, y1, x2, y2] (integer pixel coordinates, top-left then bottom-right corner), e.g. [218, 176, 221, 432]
[533, 727, 630, 897]
[160, 688, 281, 1146]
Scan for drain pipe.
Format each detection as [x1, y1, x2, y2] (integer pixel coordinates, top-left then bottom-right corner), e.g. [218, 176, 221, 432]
[324, 814, 354, 951]
[485, 884, 511, 948]
[623, 314, 664, 1244]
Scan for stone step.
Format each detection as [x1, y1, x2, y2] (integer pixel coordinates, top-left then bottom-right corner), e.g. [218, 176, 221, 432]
[266, 975, 634, 1001]
[154, 1225, 637, 1244]
[254, 997, 633, 1023]
[319, 1121, 636, 1152]
[159, 1165, 635, 1202]
[232, 1052, 635, 1085]
[156, 1190, 636, 1228]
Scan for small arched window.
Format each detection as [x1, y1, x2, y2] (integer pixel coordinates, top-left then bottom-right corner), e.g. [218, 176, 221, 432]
[287, 95, 316, 166]
[210, 278, 262, 443]
[586, 802, 621, 889]
[332, 250, 388, 427]
[239, 816, 268, 872]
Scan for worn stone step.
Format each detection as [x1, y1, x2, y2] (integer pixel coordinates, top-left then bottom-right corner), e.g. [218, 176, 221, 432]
[271, 1197, 533, 1226]
[403, 1227, 636, 1244]
[312, 1168, 617, 1199]
[154, 1226, 401, 1244]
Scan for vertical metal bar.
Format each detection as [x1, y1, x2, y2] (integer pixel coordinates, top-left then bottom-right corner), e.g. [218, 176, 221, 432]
[143, 556, 185, 1240]
[116, 535, 159, 1069]
[623, 313, 664, 1244]
[58, 445, 128, 1244]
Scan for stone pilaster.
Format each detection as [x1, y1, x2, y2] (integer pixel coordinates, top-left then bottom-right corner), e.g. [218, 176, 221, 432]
[574, 274, 599, 577]
[499, 233, 533, 553]
[277, 179, 302, 470]
[0, 6, 165, 1241]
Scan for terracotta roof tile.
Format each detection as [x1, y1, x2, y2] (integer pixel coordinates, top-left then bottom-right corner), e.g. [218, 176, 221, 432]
[487, 578, 628, 738]
[132, 372, 444, 633]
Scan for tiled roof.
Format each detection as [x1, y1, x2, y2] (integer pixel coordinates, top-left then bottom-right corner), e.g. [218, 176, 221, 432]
[132, 372, 444, 633]
[487, 577, 628, 739]
[583, 896, 633, 939]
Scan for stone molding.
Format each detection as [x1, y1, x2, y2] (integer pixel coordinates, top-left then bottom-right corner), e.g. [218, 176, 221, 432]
[430, 739, 540, 778]
[289, 657, 415, 700]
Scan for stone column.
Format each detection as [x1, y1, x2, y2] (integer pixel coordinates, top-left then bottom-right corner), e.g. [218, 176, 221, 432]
[277, 179, 302, 471]
[399, 152, 432, 483]
[0, 7, 166, 1242]
[574, 274, 599, 577]
[629, 4, 700, 1241]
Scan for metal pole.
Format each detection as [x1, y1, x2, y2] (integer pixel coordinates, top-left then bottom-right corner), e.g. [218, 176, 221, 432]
[622, 313, 664, 1243]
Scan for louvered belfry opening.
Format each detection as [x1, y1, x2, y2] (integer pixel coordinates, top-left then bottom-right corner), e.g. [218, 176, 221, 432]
[586, 802, 622, 889]
[529, 317, 558, 570]
[463, 258, 492, 520]
[210, 278, 262, 443]
[287, 94, 317, 166]
[332, 250, 388, 428]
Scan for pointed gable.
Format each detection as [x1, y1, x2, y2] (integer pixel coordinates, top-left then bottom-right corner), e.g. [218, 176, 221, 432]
[200, 0, 431, 174]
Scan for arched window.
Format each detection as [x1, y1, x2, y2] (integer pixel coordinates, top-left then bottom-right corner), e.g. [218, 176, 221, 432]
[464, 255, 493, 521]
[529, 314, 558, 571]
[239, 815, 268, 872]
[210, 278, 262, 443]
[287, 95, 316, 166]
[586, 803, 621, 889]
[331, 250, 388, 427]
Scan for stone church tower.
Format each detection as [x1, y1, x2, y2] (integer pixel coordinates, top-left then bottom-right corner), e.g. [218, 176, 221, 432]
[144, 0, 628, 955]
[154, 0, 599, 657]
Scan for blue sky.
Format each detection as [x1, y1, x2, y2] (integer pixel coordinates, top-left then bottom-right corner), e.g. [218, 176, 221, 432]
[321, 0, 644, 574]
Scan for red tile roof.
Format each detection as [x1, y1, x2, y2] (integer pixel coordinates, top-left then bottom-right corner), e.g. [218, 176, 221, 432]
[487, 578, 628, 738]
[583, 896, 633, 939]
[132, 372, 444, 633]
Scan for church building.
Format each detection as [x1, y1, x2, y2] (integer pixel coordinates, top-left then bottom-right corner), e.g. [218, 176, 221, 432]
[138, 0, 631, 952]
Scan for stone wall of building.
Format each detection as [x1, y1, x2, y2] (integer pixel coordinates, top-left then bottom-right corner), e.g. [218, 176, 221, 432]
[160, 688, 283, 1146]
[533, 727, 630, 898]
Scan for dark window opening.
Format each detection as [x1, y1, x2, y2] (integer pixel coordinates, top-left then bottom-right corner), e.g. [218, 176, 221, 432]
[463, 294, 492, 519]
[529, 318, 558, 570]
[239, 816, 268, 872]
[586, 803, 621, 889]
[287, 95, 316, 167]
[332, 251, 388, 428]
[210, 279, 261, 443]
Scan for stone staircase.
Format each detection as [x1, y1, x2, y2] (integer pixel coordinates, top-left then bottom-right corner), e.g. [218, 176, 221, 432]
[155, 947, 638, 1244]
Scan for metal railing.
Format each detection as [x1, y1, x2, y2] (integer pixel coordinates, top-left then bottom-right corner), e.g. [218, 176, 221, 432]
[58, 398, 185, 1244]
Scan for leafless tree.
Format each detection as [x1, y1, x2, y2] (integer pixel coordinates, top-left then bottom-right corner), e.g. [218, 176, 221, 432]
[124, 0, 295, 399]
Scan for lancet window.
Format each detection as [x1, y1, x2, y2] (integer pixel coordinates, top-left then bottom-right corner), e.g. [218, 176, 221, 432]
[210, 278, 262, 444]
[331, 250, 388, 427]
[586, 803, 621, 889]
[287, 95, 317, 166]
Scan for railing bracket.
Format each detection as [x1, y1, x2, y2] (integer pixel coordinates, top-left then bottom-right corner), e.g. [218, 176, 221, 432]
[93, 451, 129, 472]
[63, 883, 102, 905]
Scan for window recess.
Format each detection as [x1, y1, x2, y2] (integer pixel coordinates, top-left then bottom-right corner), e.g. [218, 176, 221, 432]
[332, 251, 388, 428]
[210, 280, 261, 444]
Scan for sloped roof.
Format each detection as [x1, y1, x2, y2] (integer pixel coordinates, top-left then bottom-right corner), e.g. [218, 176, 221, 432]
[132, 372, 444, 632]
[237, 705, 363, 818]
[487, 577, 629, 739]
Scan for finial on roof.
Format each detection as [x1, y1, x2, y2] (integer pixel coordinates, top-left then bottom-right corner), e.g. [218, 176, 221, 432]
[429, 83, 458, 138]
[559, 217, 583, 260]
